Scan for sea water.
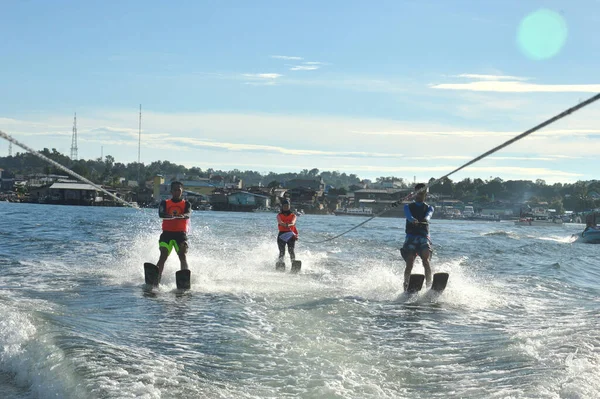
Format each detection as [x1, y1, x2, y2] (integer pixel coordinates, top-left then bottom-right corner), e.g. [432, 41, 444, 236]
[0, 202, 598, 398]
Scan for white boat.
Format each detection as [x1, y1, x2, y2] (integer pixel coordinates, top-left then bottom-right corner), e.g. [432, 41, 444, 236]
[334, 207, 374, 216]
[463, 205, 475, 217]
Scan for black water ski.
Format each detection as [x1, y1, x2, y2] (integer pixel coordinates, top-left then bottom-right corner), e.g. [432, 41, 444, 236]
[406, 274, 425, 293]
[291, 260, 302, 274]
[430, 272, 449, 292]
[176, 269, 191, 290]
[275, 261, 286, 272]
[144, 263, 160, 286]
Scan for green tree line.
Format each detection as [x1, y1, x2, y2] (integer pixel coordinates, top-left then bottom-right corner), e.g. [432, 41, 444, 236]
[1, 149, 599, 212]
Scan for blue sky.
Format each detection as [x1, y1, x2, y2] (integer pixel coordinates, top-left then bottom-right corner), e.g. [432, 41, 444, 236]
[1, 0, 599, 184]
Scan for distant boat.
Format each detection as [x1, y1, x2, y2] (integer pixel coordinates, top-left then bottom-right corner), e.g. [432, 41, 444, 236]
[515, 207, 564, 226]
[334, 207, 374, 217]
[464, 214, 501, 222]
[514, 216, 563, 226]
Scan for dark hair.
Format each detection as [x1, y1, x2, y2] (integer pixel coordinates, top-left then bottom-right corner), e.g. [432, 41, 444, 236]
[281, 198, 290, 205]
[171, 181, 183, 190]
[415, 183, 429, 194]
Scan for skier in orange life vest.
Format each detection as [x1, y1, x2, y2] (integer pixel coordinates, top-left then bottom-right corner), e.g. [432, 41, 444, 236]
[276, 198, 298, 263]
[156, 181, 191, 282]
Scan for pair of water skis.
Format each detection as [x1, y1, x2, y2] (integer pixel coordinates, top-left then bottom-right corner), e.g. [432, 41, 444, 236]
[144, 263, 190, 290]
[406, 272, 449, 294]
[144, 259, 302, 289]
[275, 260, 302, 274]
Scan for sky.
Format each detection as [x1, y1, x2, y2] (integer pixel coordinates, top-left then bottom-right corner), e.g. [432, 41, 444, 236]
[1, 0, 599, 184]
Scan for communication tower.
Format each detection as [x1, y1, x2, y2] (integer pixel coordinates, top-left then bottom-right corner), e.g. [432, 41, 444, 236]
[70, 113, 78, 160]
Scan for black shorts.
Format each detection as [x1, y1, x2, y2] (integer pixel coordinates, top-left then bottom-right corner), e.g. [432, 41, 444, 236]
[159, 231, 188, 255]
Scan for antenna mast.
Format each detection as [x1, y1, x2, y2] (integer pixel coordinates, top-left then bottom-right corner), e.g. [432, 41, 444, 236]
[70, 113, 78, 160]
[138, 104, 142, 181]
[138, 104, 142, 164]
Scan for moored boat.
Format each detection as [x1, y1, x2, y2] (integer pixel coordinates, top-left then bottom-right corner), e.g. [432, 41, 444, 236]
[334, 207, 374, 217]
[514, 217, 563, 226]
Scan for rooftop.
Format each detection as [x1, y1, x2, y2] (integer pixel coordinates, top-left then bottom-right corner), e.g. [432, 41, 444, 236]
[50, 182, 99, 191]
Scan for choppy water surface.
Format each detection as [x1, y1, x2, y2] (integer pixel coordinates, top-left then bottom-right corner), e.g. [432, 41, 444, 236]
[1, 202, 599, 398]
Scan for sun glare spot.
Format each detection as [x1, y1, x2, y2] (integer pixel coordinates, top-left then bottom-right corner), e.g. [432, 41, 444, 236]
[517, 9, 568, 60]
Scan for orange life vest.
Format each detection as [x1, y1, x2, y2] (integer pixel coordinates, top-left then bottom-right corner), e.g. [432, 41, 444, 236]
[162, 199, 190, 232]
[277, 212, 298, 237]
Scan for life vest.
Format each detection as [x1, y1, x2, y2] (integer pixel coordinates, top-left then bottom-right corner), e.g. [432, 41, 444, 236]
[405, 202, 430, 237]
[277, 212, 298, 237]
[162, 199, 190, 232]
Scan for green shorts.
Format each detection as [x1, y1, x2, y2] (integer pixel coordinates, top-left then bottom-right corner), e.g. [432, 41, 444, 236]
[159, 231, 188, 255]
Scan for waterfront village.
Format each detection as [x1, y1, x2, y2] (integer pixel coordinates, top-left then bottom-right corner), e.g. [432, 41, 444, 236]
[0, 169, 594, 223]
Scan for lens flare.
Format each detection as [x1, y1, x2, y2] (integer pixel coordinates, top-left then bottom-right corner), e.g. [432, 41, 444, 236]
[517, 9, 568, 60]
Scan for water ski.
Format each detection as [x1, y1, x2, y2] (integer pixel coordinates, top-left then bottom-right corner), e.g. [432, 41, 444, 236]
[406, 274, 425, 293]
[431, 272, 449, 292]
[291, 260, 302, 274]
[144, 263, 160, 286]
[176, 269, 191, 290]
[275, 261, 286, 271]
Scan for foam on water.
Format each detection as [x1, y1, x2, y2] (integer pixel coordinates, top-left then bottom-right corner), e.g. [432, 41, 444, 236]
[2, 204, 600, 398]
[0, 299, 90, 398]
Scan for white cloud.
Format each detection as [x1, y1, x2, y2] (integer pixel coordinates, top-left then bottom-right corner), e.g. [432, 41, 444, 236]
[89, 126, 139, 136]
[242, 73, 282, 79]
[241, 73, 283, 86]
[334, 164, 582, 178]
[0, 117, 27, 125]
[14, 130, 71, 137]
[431, 80, 600, 93]
[0, 117, 67, 131]
[351, 128, 600, 138]
[270, 55, 303, 60]
[351, 129, 514, 138]
[171, 69, 406, 94]
[455, 74, 530, 81]
[287, 61, 326, 71]
[487, 156, 566, 161]
[159, 136, 404, 158]
[289, 65, 320, 71]
[3, 108, 599, 184]
[406, 155, 569, 161]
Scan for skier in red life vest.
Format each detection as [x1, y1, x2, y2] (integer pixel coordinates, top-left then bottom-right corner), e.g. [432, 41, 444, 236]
[156, 181, 191, 282]
[276, 198, 298, 263]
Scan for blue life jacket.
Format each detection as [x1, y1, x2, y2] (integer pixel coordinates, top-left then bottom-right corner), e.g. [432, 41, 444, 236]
[405, 202, 430, 237]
